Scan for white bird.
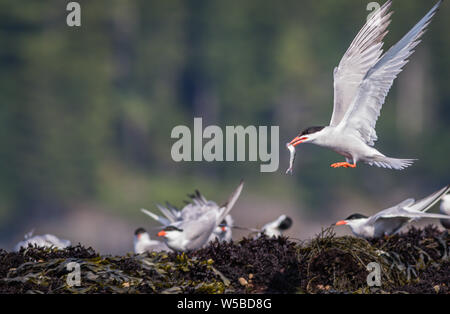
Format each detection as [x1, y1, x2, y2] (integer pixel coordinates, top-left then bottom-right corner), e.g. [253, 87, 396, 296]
[260, 215, 293, 237]
[287, 0, 442, 172]
[141, 190, 235, 245]
[153, 181, 244, 251]
[335, 185, 450, 239]
[14, 232, 71, 252]
[440, 194, 450, 229]
[133, 228, 171, 254]
[211, 214, 234, 243]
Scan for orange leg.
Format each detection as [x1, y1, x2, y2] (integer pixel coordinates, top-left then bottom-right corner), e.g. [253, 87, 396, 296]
[330, 162, 356, 168]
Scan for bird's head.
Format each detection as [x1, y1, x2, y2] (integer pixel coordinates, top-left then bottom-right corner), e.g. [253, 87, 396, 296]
[134, 227, 152, 245]
[335, 213, 368, 229]
[157, 225, 184, 241]
[277, 215, 293, 231]
[215, 215, 234, 237]
[289, 126, 325, 147]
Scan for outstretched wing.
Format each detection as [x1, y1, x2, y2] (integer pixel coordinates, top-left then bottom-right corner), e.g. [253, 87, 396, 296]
[338, 1, 441, 146]
[330, 0, 393, 126]
[404, 185, 450, 213]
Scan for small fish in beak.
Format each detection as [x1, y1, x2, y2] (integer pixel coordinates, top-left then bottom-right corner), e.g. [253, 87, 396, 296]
[286, 143, 296, 175]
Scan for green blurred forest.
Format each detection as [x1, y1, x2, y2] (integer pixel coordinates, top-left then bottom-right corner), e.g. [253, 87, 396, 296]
[0, 0, 448, 251]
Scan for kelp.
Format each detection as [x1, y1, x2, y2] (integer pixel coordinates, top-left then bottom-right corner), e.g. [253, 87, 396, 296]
[0, 225, 448, 294]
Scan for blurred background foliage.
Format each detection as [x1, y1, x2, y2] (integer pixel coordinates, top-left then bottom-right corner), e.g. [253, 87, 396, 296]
[0, 0, 448, 253]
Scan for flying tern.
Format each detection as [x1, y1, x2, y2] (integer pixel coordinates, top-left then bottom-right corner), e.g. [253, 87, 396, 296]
[335, 185, 450, 239]
[287, 0, 442, 172]
[14, 232, 71, 252]
[133, 228, 171, 254]
[440, 194, 450, 229]
[148, 181, 244, 251]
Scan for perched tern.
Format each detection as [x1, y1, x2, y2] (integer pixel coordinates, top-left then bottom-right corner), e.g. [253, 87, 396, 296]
[260, 215, 293, 237]
[440, 194, 450, 229]
[141, 189, 235, 244]
[14, 232, 71, 251]
[151, 181, 244, 251]
[335, 185, 450, 239]
[287, 1, 442, 172]
[133, 228, 171, 254]
[211, 214, 234, 243]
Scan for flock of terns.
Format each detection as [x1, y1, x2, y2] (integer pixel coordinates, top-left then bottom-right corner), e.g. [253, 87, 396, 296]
[10, 1, 450, 256]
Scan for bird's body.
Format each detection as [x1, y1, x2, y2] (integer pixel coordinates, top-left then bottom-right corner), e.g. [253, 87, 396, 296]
[14, 233, 71, 252]
[336, 185, 450, 239]
[141, 189, 235, 246]
[150, 181, 244, 251]
[287, 0, 442, 172]
[134, 228, 170, 254]
[440, 195, 450, 229]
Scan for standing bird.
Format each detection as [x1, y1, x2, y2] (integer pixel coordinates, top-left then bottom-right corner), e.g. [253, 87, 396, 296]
[133, 228, 171, 254]
[335, 185, 450, 239]
[287, 1, 442, 172]
[154, 181, 244, 251]
[440, 194, 450, 229]
[213, 215, 234, 242]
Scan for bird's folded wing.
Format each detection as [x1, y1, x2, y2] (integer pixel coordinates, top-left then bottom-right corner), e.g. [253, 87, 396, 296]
[337, 1, 441, 146]
[377, 208, 450, 220]
[330, 0, 392, 127]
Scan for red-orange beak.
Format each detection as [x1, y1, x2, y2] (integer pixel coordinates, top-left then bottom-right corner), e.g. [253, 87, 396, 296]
[157, 230, 167, 237]
[221, 226, 227, 232]
[335, 220, 348, 226]
[289, 136, 308, 147]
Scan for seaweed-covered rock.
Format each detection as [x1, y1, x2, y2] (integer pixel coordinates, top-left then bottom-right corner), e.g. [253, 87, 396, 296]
[0, 226, 448, 294]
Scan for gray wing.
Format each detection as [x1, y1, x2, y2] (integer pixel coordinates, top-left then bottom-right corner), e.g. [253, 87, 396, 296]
[141, 208, 172, 226]
[330, 0, 392, 126]
[216, 180, 244, 225]
[338, 1, 441, 146]
[380, 208, 450, 219]
[180, 212, 217, 250]
[404, 185, 450, 213]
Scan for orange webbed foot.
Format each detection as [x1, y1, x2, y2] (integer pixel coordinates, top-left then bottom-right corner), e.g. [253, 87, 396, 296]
[330, 162, 356, 168]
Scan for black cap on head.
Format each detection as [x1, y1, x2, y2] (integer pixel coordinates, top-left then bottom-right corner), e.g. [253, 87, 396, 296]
[164, 225, 183, 232]
[279, 216, 293, 230]
[345, 213, 368, 220]
[134, 227, 146, 235]
[299, 126, 325, 136]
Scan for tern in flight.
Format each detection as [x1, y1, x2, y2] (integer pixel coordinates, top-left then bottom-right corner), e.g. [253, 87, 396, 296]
[287, 1, 442, 172]
[335, 185, 450, 239]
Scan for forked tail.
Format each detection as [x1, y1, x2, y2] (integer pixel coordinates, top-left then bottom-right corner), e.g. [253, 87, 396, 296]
[368, 156, 416, 170]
